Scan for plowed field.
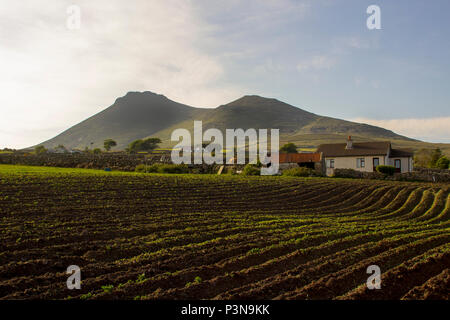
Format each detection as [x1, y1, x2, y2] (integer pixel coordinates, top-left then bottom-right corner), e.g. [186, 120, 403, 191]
[0, 165, 448, 300]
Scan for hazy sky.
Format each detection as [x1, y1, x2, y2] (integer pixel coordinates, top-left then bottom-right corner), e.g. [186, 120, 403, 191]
[1, 0, 449, 148]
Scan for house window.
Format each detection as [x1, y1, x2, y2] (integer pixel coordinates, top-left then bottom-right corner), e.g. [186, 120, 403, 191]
[356, 158, 365, 168]
[326, 159, 334, 168]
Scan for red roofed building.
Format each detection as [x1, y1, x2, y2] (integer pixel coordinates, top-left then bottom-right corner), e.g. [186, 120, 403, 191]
[278, 151, 324, 173]
[279, 152, 322, 164]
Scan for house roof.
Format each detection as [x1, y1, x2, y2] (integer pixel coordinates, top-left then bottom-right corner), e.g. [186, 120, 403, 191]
[317, 141, 391, 157]
[390, 148, 414, 157]
[279, 153, 322, 163]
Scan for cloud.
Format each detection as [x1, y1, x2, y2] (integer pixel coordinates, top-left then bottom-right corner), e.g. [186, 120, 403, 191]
[331, 36, 372, 54]
[254, 59, 285, 75]
[354, 76, 364, 87]
[0, 0, 243, 148]
[296, 35, 373, 77]
[352, 117, 450, 143]
[296, 55, 336, 72]
[195, 0, 310, 29]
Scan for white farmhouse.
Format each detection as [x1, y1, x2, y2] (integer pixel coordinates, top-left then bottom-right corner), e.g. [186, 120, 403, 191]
[317, 136, 414, 176]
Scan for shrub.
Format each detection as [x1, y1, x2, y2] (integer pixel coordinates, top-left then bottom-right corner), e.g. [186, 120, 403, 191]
[242, 164, 260, 176]
[159, 164, 189, 174]
[135, 163, 189, 174]
[376, 165, 396, 175]
[282, 167, 313, 177]
[436, 156, 449, 169]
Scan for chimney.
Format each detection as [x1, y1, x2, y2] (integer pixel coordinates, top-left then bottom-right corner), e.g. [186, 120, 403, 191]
[345, 135, 353, 149]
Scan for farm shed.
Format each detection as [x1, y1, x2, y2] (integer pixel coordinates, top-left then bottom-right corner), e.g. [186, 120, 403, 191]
[278, 152, 324, 173]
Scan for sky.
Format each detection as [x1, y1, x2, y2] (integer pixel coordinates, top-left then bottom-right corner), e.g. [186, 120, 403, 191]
[1, 0, 449, 148]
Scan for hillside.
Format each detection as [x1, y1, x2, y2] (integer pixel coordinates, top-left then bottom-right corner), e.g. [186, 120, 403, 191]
[36, 91, 449, 154]
[38, 91, 201, 150]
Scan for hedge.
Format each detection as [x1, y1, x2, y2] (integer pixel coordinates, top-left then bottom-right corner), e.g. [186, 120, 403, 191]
[376, 165, 396, 175]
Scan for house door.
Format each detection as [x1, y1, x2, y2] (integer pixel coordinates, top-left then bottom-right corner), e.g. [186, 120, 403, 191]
[394, 159, 401, 173]
[373, 158, 379, 171]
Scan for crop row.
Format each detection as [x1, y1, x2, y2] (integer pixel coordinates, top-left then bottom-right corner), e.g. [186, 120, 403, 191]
[0, 166, 449, 299]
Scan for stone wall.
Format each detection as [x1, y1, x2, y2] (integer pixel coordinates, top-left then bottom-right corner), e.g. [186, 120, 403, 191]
[0, 153, 230, 174]
[333, 168, 450, 183]
[0, 153, 169, 171]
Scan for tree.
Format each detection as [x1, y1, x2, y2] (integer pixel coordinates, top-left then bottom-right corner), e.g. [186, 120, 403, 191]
[436, 156, 450, 169]
[56, 144, 67, 153]
[127, 138, 161, 153]
[34, 145, 47, 154]
[413, 148, 433, 168]
[92, 148, 102, 154]
[279, 143, 298, 153]
[103, 139, 117, 151]
[429, 148, 443, 168]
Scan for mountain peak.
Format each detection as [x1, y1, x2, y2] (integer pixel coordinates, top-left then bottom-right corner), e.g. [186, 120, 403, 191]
[121, 90, 166, 99]
[227, 95, 279, 106]
[113, 91, 169, 105]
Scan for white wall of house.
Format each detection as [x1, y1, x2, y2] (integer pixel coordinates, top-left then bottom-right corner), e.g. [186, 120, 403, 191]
[324, 155, 412, 175]
[386, 157, 413, 173]
[324, 155, 384, 176]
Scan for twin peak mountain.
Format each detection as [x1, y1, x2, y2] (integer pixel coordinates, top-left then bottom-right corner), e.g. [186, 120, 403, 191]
[39, 91, 413, 150]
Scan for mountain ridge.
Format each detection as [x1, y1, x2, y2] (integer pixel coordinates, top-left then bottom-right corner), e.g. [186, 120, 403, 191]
[36, 91, 449, 154]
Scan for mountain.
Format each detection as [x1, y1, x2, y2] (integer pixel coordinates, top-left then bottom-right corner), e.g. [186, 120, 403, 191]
[36, 91, 449, 154]
[39, 91, 201, 150]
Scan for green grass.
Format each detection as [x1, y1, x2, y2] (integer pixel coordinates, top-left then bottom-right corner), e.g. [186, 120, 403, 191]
[0, 164, 441, 188]
[0, 164, 299, 179]
[0, 164, 132, 175]
[0, 164, 338, 186]
[0, 164, 199, 177]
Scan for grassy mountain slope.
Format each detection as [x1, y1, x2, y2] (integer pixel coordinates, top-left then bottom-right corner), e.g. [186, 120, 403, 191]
[39, 91, 202, 150]
[36, 91, 449, 155]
